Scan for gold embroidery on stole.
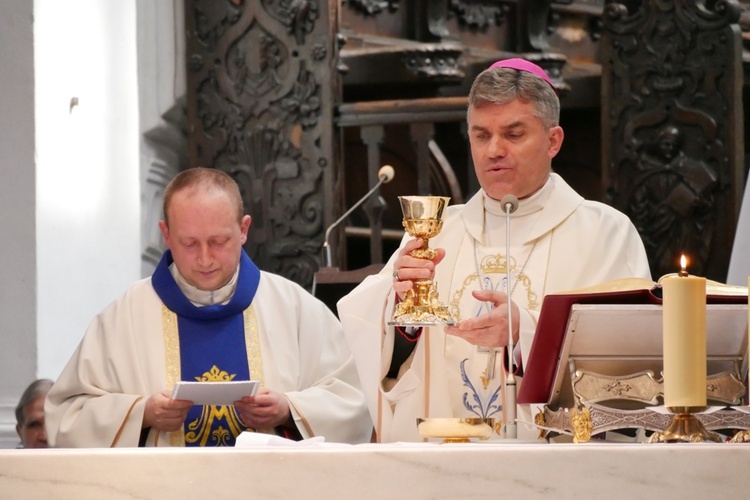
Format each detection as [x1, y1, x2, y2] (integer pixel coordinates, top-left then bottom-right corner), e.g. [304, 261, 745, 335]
[244, 305, 265, 389]
[245, 306, 278, 435]
[163, 306, 184, 447]
[185, 366, 244, 446]
[162, 304, 263, 446]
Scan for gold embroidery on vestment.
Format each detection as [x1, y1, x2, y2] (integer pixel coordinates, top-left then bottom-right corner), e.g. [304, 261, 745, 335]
[162, 306, 185, 447]
[185, 404, 246, 446]
[163, 304, 263, 446]
[184, 364, 246, 445]
[480, 373, 490, 390]
[446, 253, 536, 421]
[449, 253, 539, 320]
[286, 398, 314, 437]
[195, 365, 235, 382]
[245, 306, 265, 389]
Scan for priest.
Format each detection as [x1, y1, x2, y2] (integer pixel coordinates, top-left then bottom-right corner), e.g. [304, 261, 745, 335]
[46, 167, 372, 447]
[337, 59, 652, 442]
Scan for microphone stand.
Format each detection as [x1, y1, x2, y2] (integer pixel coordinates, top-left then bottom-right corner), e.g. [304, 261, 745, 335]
[314, 166, 395, 297]
[501, 194, 518, 439]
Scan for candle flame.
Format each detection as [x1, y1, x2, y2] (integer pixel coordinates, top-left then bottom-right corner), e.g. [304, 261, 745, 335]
[679, 255, 688, 276]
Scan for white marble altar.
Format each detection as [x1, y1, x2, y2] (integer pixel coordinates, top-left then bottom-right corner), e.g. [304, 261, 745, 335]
[1, 442, 749, 499]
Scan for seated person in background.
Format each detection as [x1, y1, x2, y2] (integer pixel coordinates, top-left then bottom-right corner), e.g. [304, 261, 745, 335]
[16, 378, 54, 448]
[338, 59, 651, 442]
[46, 167, 372, 447]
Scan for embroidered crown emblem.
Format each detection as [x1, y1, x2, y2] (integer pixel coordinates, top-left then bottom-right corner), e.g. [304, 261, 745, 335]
[479, 254, 514, 275]
[195, 365, 236, 382]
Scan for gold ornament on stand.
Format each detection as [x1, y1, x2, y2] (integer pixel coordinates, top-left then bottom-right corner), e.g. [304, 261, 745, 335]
[729, 429, 750, 443]
[389, 196, 456, 327]
[571, 406, 592, 444]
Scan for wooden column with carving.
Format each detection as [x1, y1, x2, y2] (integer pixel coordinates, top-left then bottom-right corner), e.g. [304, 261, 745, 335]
[601, 0, 744, 280]
[184, 0, 341, 289]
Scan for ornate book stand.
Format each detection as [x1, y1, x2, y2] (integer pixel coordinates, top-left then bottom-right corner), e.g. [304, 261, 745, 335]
[519, 303, 750, 442]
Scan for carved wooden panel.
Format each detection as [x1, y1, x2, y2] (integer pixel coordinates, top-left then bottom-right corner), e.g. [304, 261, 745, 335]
[601, 0, 744, 280]
[184, 0, 340, 289]
[340, 1, 556, 70]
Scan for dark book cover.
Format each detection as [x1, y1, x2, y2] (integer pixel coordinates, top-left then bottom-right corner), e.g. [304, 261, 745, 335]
[517, 277, 748, 405]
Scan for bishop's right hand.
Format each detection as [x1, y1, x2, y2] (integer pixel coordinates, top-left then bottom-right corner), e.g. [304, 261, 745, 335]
[391, 238, 446, 299]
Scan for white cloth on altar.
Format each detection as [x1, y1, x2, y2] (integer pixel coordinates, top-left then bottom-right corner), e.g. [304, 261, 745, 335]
[45, 271, 373, 447]
[234, 433, 330, 448]
[337, 173, 651, 442]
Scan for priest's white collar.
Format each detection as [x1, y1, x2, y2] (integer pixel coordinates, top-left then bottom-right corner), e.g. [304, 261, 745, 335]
[169, 262, 240, 306]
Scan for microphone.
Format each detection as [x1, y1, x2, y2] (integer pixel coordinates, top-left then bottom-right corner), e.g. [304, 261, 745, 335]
[501, 194, 519, 439]
[500, 194, 519, 215]
[322, 165, 395, 268]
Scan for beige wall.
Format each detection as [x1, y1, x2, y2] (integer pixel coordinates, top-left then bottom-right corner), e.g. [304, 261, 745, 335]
[0, 0, 184, 448]
[0, 0, 38, 449]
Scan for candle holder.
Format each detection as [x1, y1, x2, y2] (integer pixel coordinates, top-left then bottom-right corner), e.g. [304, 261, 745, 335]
[647, 406, 723, 443]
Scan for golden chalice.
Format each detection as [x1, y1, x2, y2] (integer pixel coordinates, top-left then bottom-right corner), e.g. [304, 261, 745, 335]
[388, 196, 456, 326]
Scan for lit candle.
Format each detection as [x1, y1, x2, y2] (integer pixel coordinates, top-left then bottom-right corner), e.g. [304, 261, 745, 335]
[662, 256, 707, 408]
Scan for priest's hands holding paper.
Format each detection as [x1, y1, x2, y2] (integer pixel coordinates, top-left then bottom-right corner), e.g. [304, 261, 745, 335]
[444, 289, 520, 348]
[141, 387, 293, 433]
[142, 390, 193, 432]
[392, 238, 446, 297]
[234, 388, 293, 430]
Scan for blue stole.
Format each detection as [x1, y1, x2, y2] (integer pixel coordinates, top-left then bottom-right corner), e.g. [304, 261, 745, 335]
[152, 249, 261, 446]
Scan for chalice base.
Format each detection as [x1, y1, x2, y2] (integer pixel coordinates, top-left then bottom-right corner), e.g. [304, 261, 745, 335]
[647, 407, 724, 443]
[388, 313, 457, 327]
[388, 281, 456, 327]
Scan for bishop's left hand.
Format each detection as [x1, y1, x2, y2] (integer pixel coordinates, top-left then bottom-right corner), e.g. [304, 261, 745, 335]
[234, 388, 293, 430]
[444, 289, 520, 347]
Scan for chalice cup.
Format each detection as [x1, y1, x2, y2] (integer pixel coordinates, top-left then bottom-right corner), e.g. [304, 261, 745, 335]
[389, 196, 457, 327]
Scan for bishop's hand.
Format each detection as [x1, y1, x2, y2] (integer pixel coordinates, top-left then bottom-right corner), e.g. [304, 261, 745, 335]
[444, 289, 520, 347]
[391, 238, 446, 299]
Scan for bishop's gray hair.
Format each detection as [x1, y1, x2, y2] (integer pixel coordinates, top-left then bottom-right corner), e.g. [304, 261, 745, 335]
[468, 67, 560, 130]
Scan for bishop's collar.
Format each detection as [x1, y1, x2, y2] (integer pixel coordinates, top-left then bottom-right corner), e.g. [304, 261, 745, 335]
[483, 176, 554, 217]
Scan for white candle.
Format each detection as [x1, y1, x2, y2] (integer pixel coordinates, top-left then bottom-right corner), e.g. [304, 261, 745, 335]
[662, 256, 707, 408]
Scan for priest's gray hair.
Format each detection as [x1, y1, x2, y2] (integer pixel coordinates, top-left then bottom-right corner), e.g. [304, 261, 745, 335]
[468, 67, 560, 130]
[15, 379, 53, 426]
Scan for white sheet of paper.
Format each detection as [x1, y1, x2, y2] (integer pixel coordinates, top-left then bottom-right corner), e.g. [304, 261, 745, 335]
[170, 381, 259, 405]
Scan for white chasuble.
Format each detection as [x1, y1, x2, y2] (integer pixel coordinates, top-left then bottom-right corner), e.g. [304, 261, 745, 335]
[338, 173, 652, 443]
[45, 250, 373, 448]
[443, 234, 548, 425]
